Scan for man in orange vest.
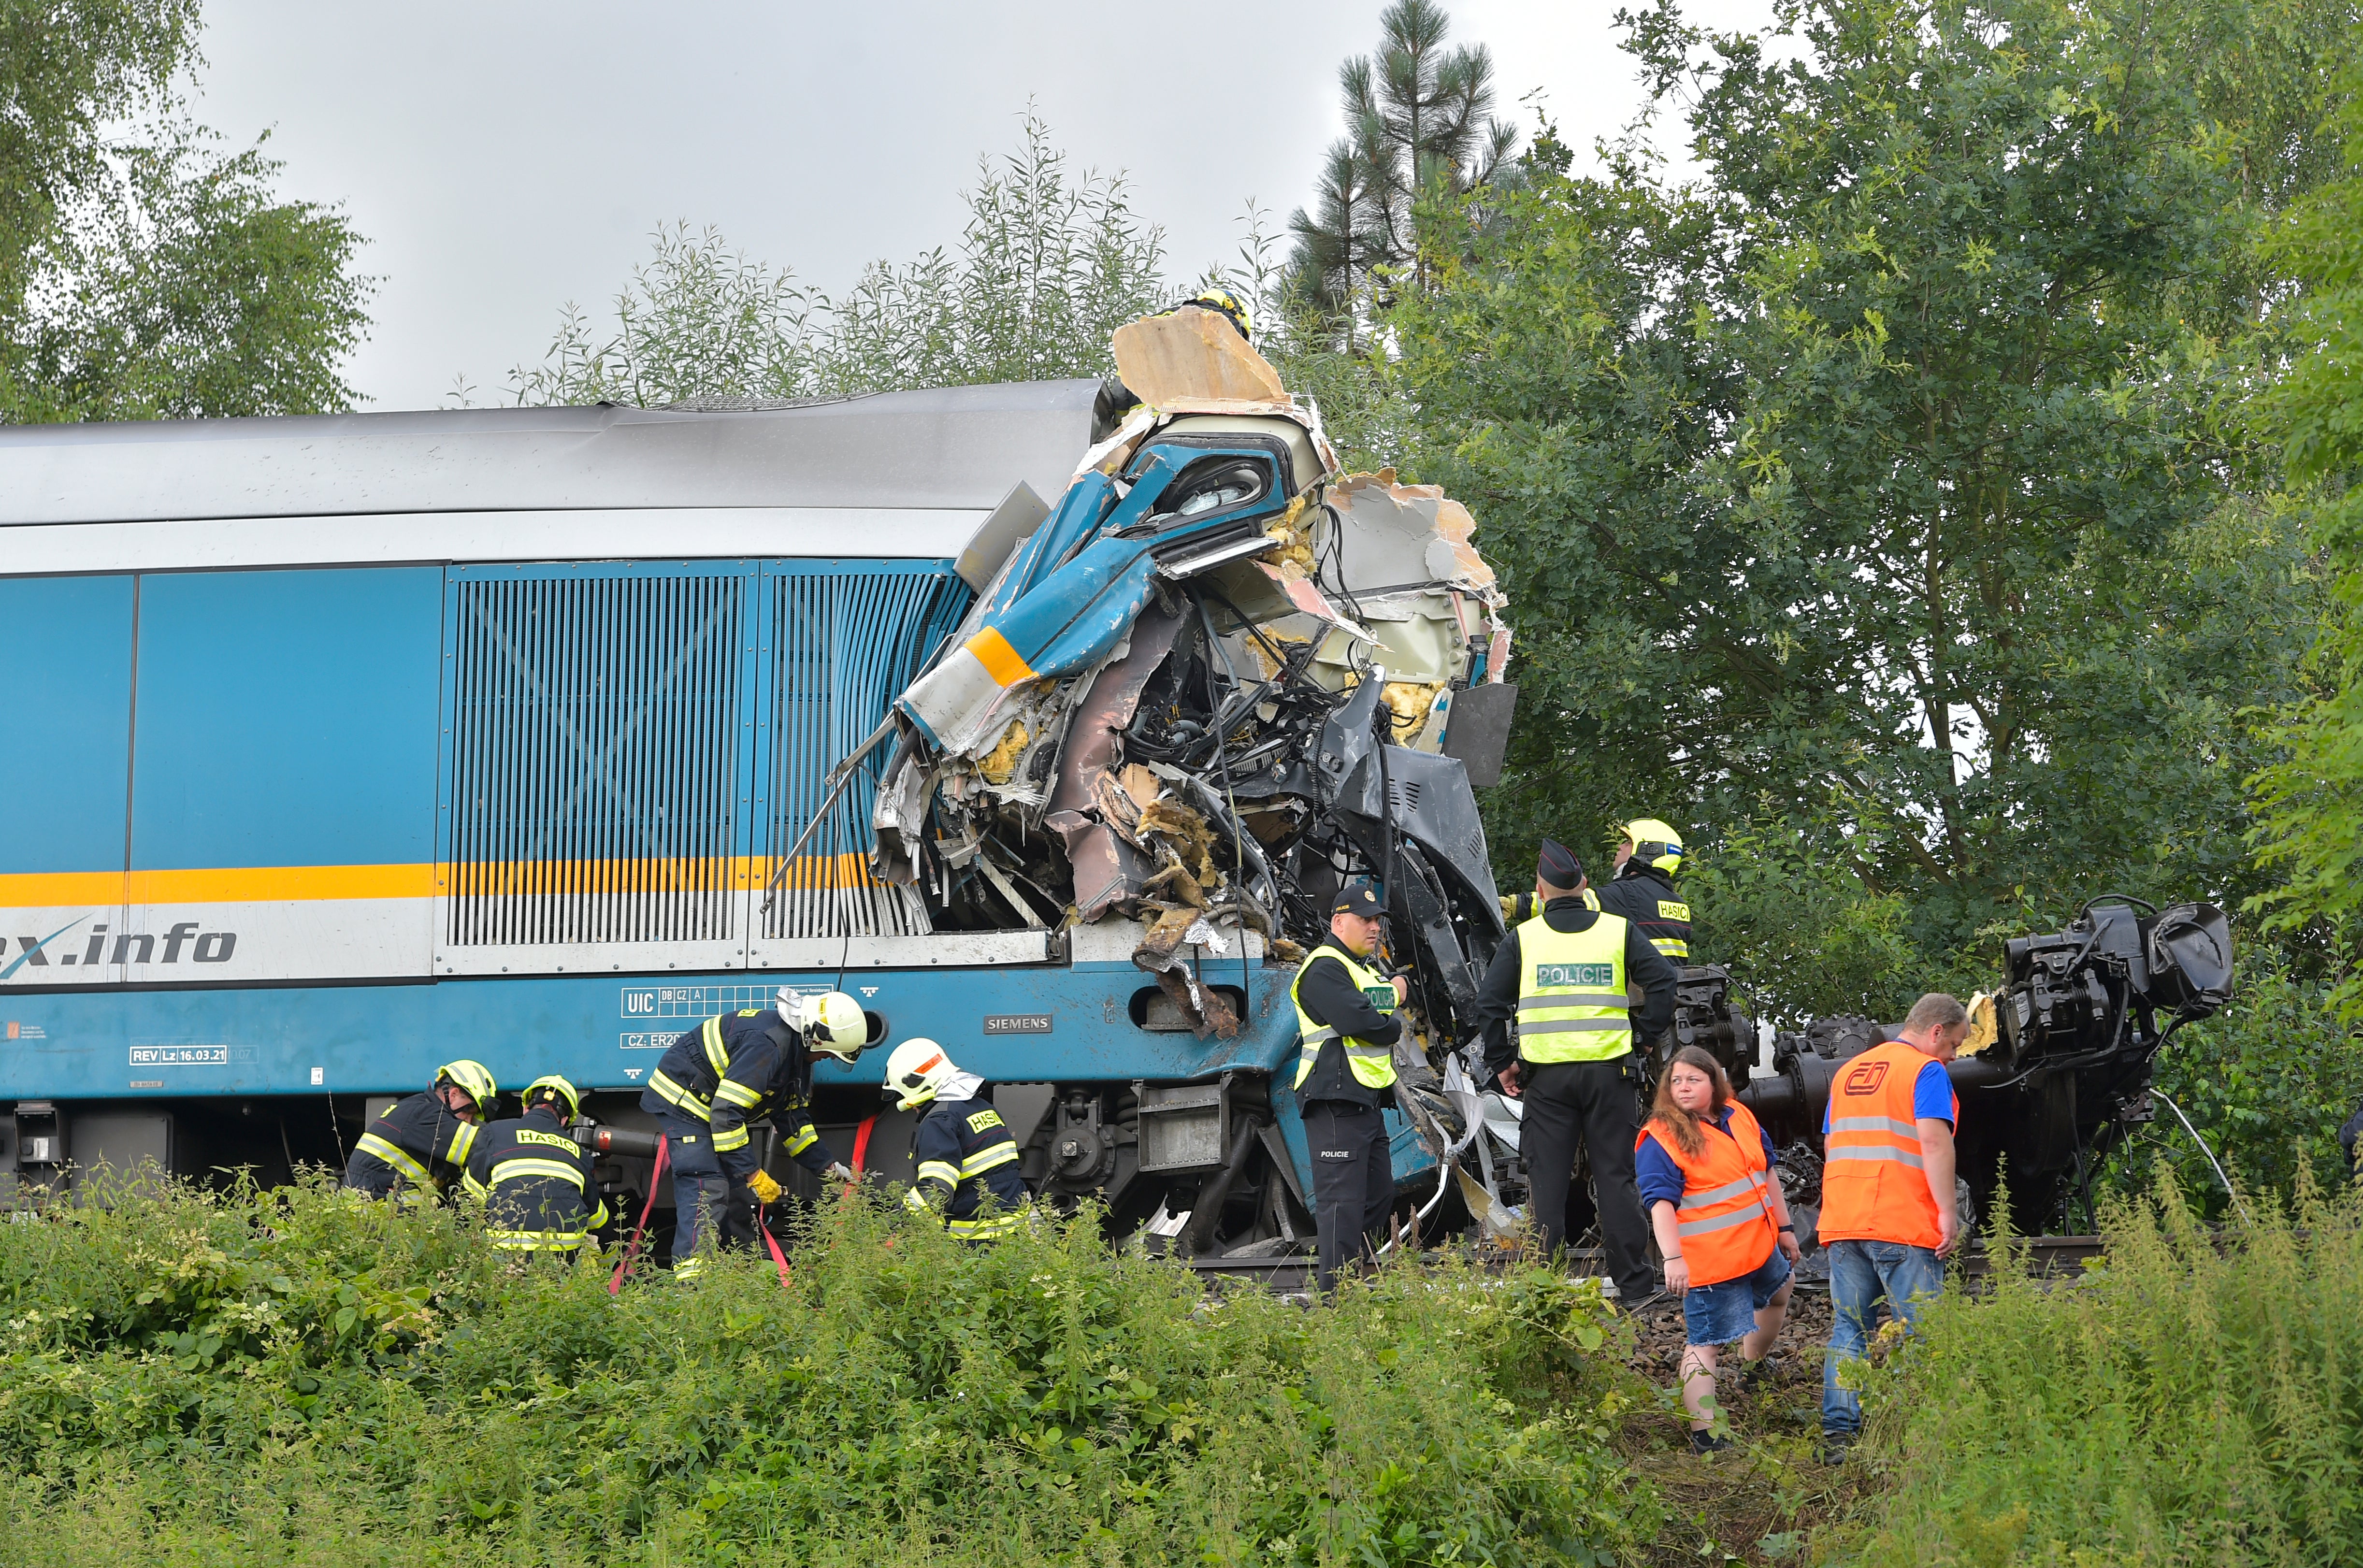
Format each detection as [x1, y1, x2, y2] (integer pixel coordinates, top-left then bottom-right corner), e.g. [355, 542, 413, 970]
[1816, 992, 1970, 1460]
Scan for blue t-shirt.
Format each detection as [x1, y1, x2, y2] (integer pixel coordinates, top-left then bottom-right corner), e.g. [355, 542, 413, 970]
[1637, 1107, 1779, 1210]
[1819, 1057, 1954, 1136]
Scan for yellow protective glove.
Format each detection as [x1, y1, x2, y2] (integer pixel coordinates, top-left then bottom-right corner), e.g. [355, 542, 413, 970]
[746, 1169, 783, 1205]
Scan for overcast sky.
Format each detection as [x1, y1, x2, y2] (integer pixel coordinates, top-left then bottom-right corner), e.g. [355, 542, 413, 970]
[188, 0, 1774, 410]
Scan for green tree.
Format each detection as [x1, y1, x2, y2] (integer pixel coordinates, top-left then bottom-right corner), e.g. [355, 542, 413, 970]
[1391, 0, 2334, 969]
[1285, 0, 1520, 327]
[2248, 45, 2363, 997]
[501, 115, 1167, 406]
[0, 0, 373, 420]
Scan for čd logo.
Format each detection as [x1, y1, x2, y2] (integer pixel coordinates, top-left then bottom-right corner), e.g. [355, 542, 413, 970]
[1843, 1060, 1890, 1094]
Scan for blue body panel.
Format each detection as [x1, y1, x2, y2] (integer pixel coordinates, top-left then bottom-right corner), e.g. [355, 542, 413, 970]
[0, 576, 134, 874]
[133, 568, 443, 869]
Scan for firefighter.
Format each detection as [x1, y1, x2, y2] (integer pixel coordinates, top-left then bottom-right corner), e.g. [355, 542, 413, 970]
[1290, 882, 1407, 1294]
[463, 1074, 609, 1255]
[1817, 992, 1969, 1462]
[1475, 839, 1678, 1305]
[882, 1038, 1029, 1241]
[1638, 1046, 1802, 1453]
[1592, 819, 1692, 965]
[342, 1059, 497, 1203]
[640, 987, 870, 1279]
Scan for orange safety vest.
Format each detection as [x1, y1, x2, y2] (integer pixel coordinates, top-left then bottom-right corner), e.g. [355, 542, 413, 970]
[1636, 1099, 1778, 1288]
[1816, 1039, 1959, 1251]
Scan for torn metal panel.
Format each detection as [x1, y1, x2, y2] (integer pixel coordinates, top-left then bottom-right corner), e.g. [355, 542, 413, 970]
[865, 305, 1520, 1105]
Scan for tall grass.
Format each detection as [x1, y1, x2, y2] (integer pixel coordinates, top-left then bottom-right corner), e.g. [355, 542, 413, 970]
[0, 1174, 1650, 1566]
[1840, 1171, 2363, 1565]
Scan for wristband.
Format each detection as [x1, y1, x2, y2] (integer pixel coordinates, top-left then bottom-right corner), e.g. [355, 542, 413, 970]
[1778, 1224, 1795, 1232]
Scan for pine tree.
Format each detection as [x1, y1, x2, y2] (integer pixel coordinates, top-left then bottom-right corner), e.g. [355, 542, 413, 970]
[1286, 0, 1519, 320]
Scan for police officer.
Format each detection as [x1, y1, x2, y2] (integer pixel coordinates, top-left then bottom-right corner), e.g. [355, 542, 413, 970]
[343, 1059, 497, 1203]
[1592, 819, 1692, 965]
[882, 1038, 1030, 1242]
[1474, 840, 1678, 1304]
[1290, 883, 1407, 1294]
[640, 987, 871, 1279]
[463, 1075, 610, 1255]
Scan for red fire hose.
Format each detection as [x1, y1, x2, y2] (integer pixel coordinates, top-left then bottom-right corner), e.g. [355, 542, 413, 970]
[608, 1132, 671, 1295]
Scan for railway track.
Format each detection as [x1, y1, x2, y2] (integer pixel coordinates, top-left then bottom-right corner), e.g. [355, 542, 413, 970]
[1185, 1233, 2110, 1295]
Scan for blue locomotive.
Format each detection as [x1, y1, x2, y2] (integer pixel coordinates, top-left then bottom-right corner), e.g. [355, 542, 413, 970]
[0, 379, 1502, 1258]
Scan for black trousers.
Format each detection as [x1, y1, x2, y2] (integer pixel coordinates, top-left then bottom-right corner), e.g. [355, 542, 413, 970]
[1520, 1056, 1655, 1300]
[1302, 1099, 1395, 1292]
[661, 1112, 753, 1277]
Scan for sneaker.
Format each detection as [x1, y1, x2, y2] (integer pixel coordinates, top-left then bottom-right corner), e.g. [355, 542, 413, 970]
[1688, 1428, 1732, 1455]
[1740, 1355, 1779, 1391]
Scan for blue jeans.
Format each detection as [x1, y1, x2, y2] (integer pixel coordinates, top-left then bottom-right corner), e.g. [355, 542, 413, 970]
[1821, 1238, 1944, 1436]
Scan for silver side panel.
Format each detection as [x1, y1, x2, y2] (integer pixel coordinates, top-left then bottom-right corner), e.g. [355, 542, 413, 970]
[0, 507, 988, 575]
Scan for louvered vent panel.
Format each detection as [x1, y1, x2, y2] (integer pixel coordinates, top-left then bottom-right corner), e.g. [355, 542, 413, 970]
[448, 573, 746, 946]
[763, 567, 967, 940]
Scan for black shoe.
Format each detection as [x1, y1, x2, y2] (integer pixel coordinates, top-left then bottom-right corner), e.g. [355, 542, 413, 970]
[1740, 1355, 1779, 1391]
[1688, 1428, 1731, 1455]
[1820, 1432, 1855, 1466]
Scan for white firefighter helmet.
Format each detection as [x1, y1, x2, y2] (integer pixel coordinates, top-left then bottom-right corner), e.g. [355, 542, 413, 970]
[881, 1037, 956, 1110]
[778, 986, 870, 1063]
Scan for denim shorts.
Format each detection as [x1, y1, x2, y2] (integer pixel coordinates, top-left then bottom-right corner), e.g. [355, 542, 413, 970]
[1683, 1247, 1792, 1346]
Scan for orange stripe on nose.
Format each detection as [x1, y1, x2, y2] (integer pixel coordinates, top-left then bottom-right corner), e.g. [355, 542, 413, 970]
[966, 627, 1035, 688]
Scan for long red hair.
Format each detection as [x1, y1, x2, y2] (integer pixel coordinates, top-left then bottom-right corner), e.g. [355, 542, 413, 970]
[1647, 1046, 1734, 1161]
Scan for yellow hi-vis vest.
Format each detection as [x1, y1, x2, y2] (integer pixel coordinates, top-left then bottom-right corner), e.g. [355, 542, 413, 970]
[1515, 911, 1634, 1063]
[1291, 944, 1399, 1091]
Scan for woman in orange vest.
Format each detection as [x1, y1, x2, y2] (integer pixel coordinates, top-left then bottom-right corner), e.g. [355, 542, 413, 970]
[1638, 1046, 1803, 1453]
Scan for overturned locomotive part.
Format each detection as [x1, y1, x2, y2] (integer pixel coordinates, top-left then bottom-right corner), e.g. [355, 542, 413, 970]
[832, 307, 1523, 1252]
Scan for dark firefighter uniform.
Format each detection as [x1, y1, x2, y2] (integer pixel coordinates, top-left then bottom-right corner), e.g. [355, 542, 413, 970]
[907, 1096, 1029, 1241]
[343, 1093, 480, 1202]
[1593, 864, 1691, 966]
[639, 1008, 837, 1277]
[1474, 840, 1678, 1303]
[1290, 887, 1403, 1294]
[463, 1104, 611, 1253]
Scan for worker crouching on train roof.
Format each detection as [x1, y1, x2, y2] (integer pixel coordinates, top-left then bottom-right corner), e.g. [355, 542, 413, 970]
[1638, 1047, 1801, 1454]
[641, 987, 870, 1280]
[342, 1059, 497, 1204]
[1818, 992, 1969, 1463]
[884, 1039, 1030, 1241]
[1290, 882, 1407, 1295]
[463, 1075, 609, 1256]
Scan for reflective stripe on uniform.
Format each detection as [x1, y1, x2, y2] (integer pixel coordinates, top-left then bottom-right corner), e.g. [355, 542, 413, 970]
[1826, 1145, 1926, 1169]
[1679, 1205, 1772, 1238]
[700, 1015, 733, 1078]
[712, 1079, 764, 1110]
[488, 1228, 591, 1252]
[1514, 1018, 1632, 1034]
[1516, 994, 1630, 1011]
[783, 1124, 819, 1156]
[448, 1122, 480, 1167]
[355, 1132, 434, 1188]
[960, 1143, 1019, 1178]
[711, 1123, 750, 1152]
[1829, 1115, 1922, 1139]
[1653, 937, 1690, 960]
[650, 1069, 712, 1120]
[490, 1157, 587, 1191]
[916, 1159, 961, 1189]
[1680, 1173, 1768, 1211]
[948, 1211, 1023, 1239]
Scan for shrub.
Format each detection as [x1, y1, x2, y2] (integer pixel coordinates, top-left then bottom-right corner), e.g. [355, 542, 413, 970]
[1836, 1171, 2363, 1564]
[0, 1174, 1650, 1566]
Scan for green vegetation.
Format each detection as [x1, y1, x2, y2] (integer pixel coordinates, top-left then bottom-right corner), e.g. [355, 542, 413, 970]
[0, 0, 372, 421]
[1837, 1176, 2363, 1563]
[0, 1175, 1648, 1567]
